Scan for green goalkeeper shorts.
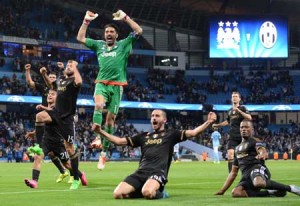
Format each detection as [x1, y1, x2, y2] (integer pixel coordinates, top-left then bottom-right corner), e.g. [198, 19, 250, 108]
[94, 83, 123, 115]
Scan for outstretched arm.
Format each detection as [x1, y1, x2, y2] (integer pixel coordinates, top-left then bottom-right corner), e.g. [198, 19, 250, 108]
[97, 128, 128, 146]
[185, 112, 217, 138]
[215, 166, 239, 195]
[212, 120, 229, 128]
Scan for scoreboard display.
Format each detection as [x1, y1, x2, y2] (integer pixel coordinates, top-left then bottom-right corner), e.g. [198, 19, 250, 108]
[209, 15, 288, 58]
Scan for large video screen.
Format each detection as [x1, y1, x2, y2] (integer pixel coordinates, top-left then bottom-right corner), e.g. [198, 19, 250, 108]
[209, 15, 288, 58]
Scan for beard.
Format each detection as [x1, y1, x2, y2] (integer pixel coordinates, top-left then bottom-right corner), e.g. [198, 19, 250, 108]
[66, 71, 74, 77]
[107, 41, 114, 46]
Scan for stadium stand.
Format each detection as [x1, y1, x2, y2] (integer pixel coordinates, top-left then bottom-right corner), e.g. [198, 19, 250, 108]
[1, 0, 300, 162]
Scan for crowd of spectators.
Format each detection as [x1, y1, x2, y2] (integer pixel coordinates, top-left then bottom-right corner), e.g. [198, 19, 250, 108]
[0, 54, 299, 106]
[0, 108, 144, 162]
[0, 0, 151, 49]
[0, 0, 299, 105]
[0, 73, 26, 95]
[1, 0, 64, 40]
[122, 68, 298, 105]
[1, 105, 300, 162]
[231, 70, 298, 104]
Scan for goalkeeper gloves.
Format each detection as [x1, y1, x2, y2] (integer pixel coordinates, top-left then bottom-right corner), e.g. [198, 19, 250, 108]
[83, 11, 98, 25]
[112, 10, 129, 21]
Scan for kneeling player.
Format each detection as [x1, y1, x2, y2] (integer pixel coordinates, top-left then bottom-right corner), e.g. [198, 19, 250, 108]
[215, 119, 300, 197]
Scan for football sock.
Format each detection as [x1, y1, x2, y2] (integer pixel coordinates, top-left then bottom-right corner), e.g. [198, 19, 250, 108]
[102, 126, 114, 152]
[70, 151, 79, 180]
[93, 109, 102, 126]
[265, 180, 291, 192]
[35, 122, 45, 145]
[228, 160, 233, 173]
[32, 169, 40, 182]
[51, 156, 65, 174]
[154, 190, 163, 199]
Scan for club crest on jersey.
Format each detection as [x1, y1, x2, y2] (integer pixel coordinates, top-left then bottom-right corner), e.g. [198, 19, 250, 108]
[153, 134, 158, 138]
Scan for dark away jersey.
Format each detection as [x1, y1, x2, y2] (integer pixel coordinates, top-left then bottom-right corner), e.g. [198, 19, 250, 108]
[56, 76, 80, 118]
[227, 105, 250, 140]
[35, 82, 49, 106]
[233, 137, 266, 174]
[126, 129, 187, 176]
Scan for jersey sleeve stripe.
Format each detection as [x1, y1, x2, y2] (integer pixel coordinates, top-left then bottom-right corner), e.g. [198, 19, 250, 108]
[180, 130, 186, 141]
[127, 136, 134, 147]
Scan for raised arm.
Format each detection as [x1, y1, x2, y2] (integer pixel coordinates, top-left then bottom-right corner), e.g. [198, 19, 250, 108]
[215, 166, 239, 195]
[57, 62, 65, 75]
[77, 11, 98, 44]
[73, 61, 82, 87]
[185, 112, 217, 138]
[40, 67, 53, 89]
[113, 10, 143, 36]
[25, 64, 35, 88]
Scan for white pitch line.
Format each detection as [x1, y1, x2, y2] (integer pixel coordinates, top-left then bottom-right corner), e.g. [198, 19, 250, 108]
[0, 187, 111, 195]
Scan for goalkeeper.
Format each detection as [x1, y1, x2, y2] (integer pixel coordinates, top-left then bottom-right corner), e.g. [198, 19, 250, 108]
[77, 10, 142, 170]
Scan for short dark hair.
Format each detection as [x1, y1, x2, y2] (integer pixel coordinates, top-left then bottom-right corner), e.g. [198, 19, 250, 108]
[104, 23, 120, 34]
[232, 91, 241, 98]
[241, 119, 253, 127]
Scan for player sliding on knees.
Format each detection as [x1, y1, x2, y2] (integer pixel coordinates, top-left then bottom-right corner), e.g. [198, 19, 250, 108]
[95, 110, 216, 199]
[215, 119, 300, 197]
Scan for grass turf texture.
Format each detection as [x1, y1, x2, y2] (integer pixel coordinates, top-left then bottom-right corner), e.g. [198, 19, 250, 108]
[0, 160, 299, 206]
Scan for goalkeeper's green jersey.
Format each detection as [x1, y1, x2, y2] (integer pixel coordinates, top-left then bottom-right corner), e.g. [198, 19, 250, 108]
[85, 33, 138, 86]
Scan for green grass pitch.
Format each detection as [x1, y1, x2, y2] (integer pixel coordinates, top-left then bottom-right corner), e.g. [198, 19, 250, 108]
[0, 160, 299, 206]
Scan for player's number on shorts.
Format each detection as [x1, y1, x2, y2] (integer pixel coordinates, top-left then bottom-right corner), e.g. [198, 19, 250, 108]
[67, 135, 75, 144]
[60, 151, 69, 160]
